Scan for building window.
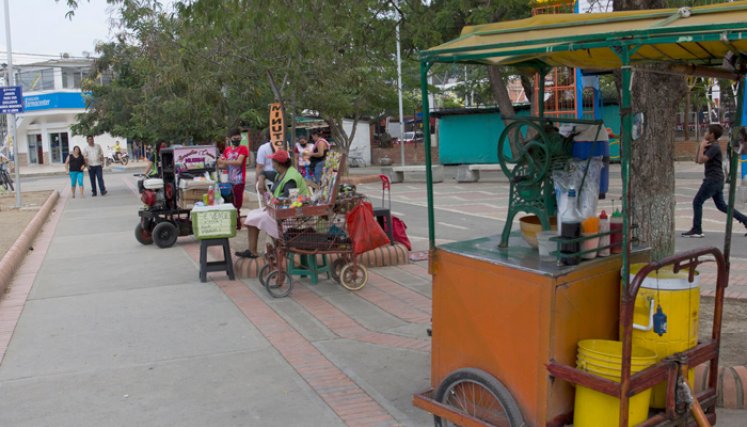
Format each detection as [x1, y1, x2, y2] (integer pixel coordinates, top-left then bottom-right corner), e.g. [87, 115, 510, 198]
[62, 69, 90, 89]
[17, 68, 55, 92]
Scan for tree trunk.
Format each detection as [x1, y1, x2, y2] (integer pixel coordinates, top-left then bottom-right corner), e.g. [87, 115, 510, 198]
[488, 65, 522, 155]
[615, 0, 686, 260]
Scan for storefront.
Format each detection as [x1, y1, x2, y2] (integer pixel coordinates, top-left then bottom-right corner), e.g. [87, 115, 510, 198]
[10, 59, 117, 166]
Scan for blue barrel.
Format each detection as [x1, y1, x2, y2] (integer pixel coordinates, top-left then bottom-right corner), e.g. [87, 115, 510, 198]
[572, 140, 610, 196]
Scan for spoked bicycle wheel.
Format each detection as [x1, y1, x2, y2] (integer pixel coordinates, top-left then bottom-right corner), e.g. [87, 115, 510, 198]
[1, 171, 12, 191]
[258, 264, 271, 287]
[339, 263, 368, 291]
[330, 258, 346, 283]
[434, 368, 524, 427]
[265, 270, 293, 298]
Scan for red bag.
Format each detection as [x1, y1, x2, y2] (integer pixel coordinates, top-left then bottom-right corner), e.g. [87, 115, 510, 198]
[390, 216, 411, 251]
[346, 201, 390, 255]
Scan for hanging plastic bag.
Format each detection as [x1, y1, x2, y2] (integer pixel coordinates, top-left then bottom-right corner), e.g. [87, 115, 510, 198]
[384, 215, 412, 250]
[346, 201, 390, 254]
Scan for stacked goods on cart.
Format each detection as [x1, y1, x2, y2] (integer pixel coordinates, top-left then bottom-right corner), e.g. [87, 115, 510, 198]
[177, 169, 217, 209]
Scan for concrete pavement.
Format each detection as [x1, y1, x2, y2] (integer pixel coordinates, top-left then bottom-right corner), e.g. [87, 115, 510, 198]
[0, 173, 432, 426]
[1, 165, 745, 425]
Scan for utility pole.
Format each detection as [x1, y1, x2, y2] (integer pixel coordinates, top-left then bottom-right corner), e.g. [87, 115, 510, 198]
[395, 0, 406, 166]
[4, 0, 21, 207]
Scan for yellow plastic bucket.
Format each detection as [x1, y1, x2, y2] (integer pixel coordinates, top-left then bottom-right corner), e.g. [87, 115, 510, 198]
[628, 263, 699, 408]
[574, 340, 656, 427]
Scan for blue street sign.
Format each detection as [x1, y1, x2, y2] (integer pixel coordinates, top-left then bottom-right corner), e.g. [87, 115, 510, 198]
[0, 86, 24, 114]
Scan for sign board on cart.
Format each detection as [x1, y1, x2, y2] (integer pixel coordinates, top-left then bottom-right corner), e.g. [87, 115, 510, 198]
[191, 204, 237, 239]
[174, 146, 218, 173]
[0, 86, 24, 114]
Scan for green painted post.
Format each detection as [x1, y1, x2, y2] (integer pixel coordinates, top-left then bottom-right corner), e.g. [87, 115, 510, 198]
[620, 47, 633, 291]
[724, 77, 745, 264]
[538, 67, 547, 119]
[420, 60, 436, 251]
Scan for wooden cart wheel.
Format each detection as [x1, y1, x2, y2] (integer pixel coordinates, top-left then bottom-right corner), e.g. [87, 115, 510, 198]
[434, 368, 524, 427]
[265, 270, 293, 298]
[330, 258, 346, 283]
[339, 263, 368, 291]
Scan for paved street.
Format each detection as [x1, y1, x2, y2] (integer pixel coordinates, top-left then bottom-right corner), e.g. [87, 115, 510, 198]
[0, 163, 744, 426]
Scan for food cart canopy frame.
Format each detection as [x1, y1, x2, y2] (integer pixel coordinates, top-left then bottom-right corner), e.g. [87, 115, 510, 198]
[418, 1, 747, 288]
[421, 1, 747, 70]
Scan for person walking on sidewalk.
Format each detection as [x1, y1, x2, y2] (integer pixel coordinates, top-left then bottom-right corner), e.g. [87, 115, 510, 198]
[82, 135, 107, 197]
[65, 146, 87, 199]
[682, 124, 747, 238]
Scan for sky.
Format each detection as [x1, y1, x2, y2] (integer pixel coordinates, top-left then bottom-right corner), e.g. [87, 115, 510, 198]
[0, 0, 119, 63]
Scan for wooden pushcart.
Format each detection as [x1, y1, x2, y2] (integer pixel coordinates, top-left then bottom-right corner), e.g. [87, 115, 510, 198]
[412, 3, 747, 426]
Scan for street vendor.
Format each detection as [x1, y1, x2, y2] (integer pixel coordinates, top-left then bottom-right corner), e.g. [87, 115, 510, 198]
[235, 149, 311, 258]
[217, 128, 249, 222]
[143, 141, 169, 176]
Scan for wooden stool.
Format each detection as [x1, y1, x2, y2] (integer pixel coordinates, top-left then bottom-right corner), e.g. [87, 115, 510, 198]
[199, 238, 235, 283]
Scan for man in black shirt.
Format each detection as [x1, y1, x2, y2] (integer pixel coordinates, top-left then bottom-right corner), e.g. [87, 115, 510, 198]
[682, 124, 747, 237]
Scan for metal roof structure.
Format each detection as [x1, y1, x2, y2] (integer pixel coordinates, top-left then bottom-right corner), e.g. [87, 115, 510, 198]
[422, 1, 747, 72]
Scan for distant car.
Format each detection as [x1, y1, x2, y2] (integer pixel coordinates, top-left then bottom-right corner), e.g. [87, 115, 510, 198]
[396, 131, 424, 144]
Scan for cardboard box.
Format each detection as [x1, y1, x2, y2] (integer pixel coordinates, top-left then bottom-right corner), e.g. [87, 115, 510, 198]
[180, 188, 206, 202]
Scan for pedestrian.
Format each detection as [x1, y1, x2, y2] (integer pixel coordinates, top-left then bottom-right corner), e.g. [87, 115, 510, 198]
[255, 136, 278, 178]
[682, 124, 747, 238]
[82, 135, 107, 196]
[309, 130, 330, 183]
[217, 128, 249, 224]
[295, 136, 313, 178]
[133, 140, 140, 162]
[65, 146, 87, 199]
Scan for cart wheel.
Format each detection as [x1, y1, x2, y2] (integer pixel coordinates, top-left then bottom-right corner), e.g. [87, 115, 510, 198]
[330, 258, 346, 283]
[258, 264, 271, 287]
[265, 270, 293, 298]
[434, 368, 524, 427]
[152, 222, 178, 248]
[339, 263, 368, 291]
[134, 223, 153, 245]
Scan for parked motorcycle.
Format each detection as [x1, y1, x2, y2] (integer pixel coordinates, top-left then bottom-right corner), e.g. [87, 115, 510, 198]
[105, 149, 129, 166]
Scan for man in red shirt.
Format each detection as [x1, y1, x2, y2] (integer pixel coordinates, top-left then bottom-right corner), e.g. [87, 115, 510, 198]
[218, 128, 249, 226]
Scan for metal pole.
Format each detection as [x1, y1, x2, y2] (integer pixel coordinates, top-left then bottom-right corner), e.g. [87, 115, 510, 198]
[4, 0, 20, 207]
[395, 0, 406, 166]
[420, 60, 435, 252]
[723, 77, 744, 265]
[617, 42, 634, 427]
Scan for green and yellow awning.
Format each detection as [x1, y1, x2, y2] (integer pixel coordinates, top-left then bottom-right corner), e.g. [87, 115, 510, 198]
[422, 1, 747, 71]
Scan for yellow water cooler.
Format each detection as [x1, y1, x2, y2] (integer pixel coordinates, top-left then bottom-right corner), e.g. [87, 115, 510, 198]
[628, 263, 700, 408]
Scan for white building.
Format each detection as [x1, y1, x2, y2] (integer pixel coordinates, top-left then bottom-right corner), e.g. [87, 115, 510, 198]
[3, 57, 118, 166]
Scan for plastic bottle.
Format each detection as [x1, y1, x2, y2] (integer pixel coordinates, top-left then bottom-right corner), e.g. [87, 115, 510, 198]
[610, 208, 623, 254]
[207, 185, 215, 206]
[598, 210, 610, 257]
[560, 187, 582, 266]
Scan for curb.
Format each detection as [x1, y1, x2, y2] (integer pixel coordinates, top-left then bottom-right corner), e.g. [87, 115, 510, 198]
[0, 190, 59, 296]
[694, 363, 747, 409]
